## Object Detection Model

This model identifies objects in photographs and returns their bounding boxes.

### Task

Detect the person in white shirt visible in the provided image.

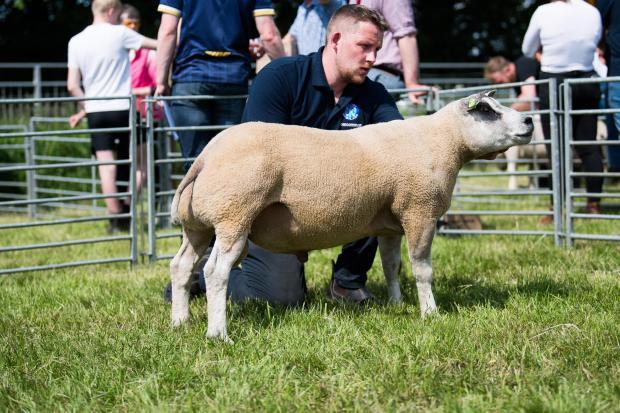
[522,0,604,217]
[67,0,156,233]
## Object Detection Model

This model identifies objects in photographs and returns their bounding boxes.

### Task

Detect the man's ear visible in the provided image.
[328,32,341,50]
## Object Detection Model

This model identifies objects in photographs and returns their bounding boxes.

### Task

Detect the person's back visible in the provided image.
[523,0,601,73]
[68,23,142,112]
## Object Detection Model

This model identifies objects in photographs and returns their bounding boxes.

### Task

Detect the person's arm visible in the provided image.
[513,77,537,112]
[67,67,86,127]
[254,15,285,59]
[397,34,427,104]
[522,9,541,58]
[141,37,158,50]
[156,12,179,96]
[282,32,298,56]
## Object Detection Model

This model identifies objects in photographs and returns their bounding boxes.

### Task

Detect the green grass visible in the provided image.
[1,230,619,411]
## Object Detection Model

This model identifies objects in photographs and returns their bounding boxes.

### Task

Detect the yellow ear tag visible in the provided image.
[468,98,477,109]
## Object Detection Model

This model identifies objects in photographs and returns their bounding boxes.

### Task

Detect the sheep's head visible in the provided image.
[455,90,534,160]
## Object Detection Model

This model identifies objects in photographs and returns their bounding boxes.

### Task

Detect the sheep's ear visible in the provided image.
[484,89,496,98]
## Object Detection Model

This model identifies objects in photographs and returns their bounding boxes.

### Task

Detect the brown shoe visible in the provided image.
[539,214,553,225]
[326,277,375,304]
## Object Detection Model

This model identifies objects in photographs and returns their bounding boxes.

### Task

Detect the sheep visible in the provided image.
[168,90,534,341]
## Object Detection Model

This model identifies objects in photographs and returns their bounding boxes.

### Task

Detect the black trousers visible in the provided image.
[539,71,603,203]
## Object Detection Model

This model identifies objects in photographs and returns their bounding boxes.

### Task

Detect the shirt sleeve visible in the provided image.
[516,57,537,82]
[121,26,145,51]
[522,8,542,58]
[381,0,417,38]
[369,84,403,123]
[67,38,78,69]
[254,0,276,17]
[242,66,292,123]
[158,0,182,17]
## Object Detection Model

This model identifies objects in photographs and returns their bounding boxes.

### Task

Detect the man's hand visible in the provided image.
[155,83,170,96]
[249,38,265,60]
[69,110,86,128]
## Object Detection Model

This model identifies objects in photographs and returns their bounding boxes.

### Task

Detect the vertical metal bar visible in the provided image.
[129,96,139,266]
[26,118,37,217]
[146,98,157,262]
[563,81,574,248]
[548,78,562,246]
[33,65,42,117]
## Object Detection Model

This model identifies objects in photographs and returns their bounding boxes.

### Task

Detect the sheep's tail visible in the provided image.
[170,156,204,225]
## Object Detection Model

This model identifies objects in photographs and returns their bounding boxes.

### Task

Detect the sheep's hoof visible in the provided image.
[206,332,233,344]
[171,312,190,328]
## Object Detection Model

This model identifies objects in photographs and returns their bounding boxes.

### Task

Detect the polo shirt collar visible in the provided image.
[311,47,330,88]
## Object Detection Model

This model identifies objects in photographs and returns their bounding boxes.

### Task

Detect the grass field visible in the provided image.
[1,227,619,411]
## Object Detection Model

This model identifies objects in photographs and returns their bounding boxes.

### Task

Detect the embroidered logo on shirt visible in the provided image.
[343,103,360,121]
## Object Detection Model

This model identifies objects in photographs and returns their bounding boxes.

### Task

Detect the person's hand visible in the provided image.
[69,110,86,128]
[406,83,431,105]
[249,38,265,60]
[155,83,170,97]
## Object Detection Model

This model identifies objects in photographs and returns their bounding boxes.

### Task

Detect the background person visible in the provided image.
[597,0,620,176]
[164,5,402,306]
[67,0,157,233]
[522,0,604,215]
[484,55,539,112]
[155,0,285,171]
[349,0,428,104]
[283,0,344,56]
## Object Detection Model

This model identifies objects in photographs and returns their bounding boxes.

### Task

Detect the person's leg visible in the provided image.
[606,82,620,172]
[94,149,122,214]
[367,68,405,91]
[171,82,214,171]
[210,83,247,127]
[327,237,377,302]
[226,242,306,306]
[572,81,603,206]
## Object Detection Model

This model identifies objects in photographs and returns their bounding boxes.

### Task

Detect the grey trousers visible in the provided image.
[199,241,306,306]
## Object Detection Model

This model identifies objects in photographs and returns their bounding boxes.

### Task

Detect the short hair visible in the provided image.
[484,56,511,79]
[121,4,141,20]
[326,4,389,38]
[91,0,122,15]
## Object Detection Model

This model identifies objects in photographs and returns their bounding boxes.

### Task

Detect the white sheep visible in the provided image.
[169,90,533,341]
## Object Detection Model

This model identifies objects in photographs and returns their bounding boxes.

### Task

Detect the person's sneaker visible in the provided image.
[163,274,205,304]
[326,277,375,304]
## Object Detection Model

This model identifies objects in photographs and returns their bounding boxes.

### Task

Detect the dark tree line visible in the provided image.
[0,0,545,65]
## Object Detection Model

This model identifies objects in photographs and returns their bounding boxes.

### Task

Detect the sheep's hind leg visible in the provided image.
[378,235,403,303]
[204,231,248,342]
[170,228,213,327]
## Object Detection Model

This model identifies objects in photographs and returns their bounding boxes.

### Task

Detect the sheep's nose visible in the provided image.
[524,116,533,126]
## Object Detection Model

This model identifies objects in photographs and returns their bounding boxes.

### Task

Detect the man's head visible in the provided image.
[324,5,388,85]
[121,4,141,31]
[484,56,516,84]
[91,0,122,23]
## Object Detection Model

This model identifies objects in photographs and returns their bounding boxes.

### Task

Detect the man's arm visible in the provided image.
[513,77,537,112]
[254,15,285,59]
[282,32,298,56]
[141,37,158,50]
[156,12,179,96]
[67,67,86,127]
[397,34,427,104]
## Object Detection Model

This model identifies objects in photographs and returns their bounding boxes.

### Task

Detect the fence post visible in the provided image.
[563,81,574,248]
[146,98,157,262]
[32,65,42,116]
[548,78,563,246]
[129,96,139,266]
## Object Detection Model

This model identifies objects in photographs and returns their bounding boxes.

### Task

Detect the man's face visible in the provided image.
[487,64,516,84]
[334,21,383,85]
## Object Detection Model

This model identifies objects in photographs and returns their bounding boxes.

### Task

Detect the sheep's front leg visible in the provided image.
[204,233,248,342]
[378,235,402,303]
[403,217,438,317]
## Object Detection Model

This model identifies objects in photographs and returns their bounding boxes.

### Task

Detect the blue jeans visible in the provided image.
[171,82,247,170]
[368,67,405,91]
[605,82,620,170]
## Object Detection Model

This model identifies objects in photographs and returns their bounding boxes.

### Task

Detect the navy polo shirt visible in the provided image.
[242,47,402,128]
[158,0,276,85]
